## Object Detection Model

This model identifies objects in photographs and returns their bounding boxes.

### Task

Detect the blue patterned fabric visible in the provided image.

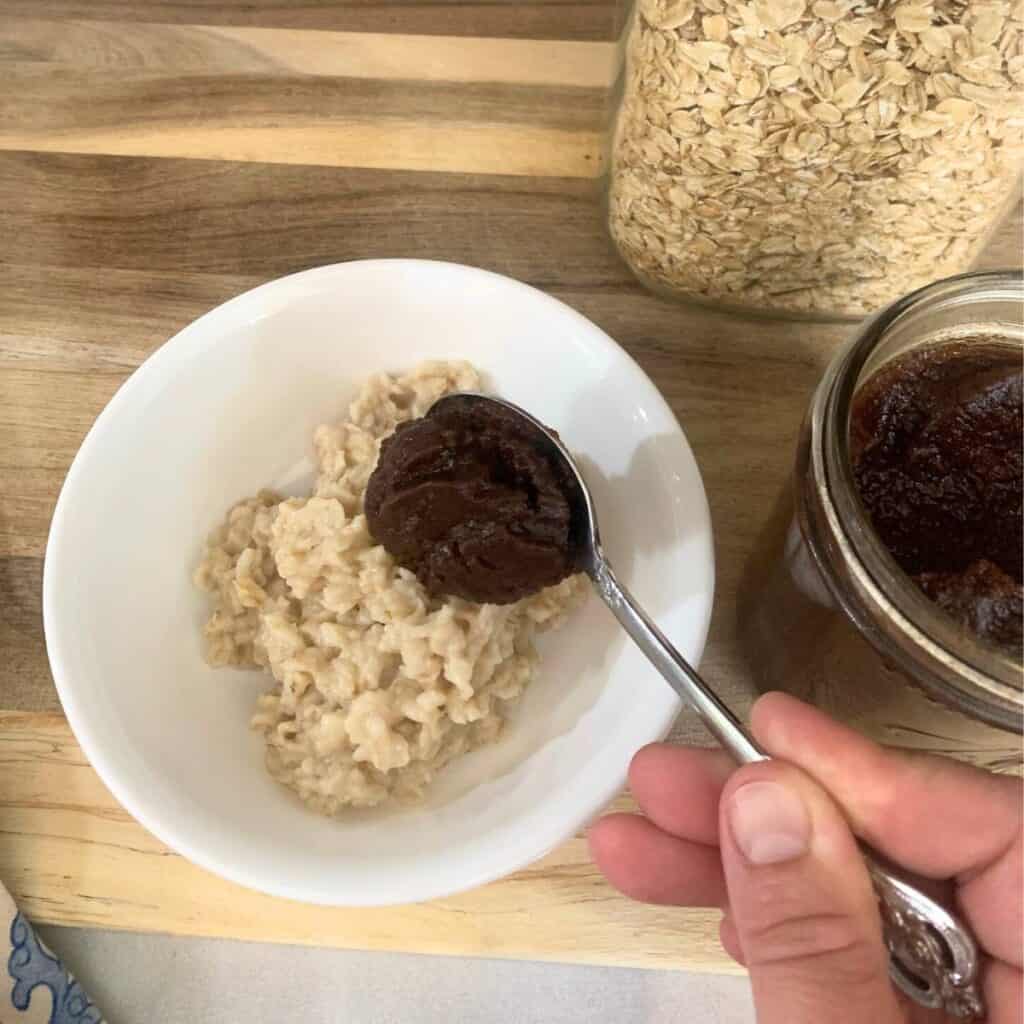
[8,913,103,1023]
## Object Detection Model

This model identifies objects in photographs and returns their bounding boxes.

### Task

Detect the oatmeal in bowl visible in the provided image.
[44,260,712,905]
[195,362,587,812]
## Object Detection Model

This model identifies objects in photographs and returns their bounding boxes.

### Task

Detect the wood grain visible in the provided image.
[0,713,733,970]
[0,1,1020,961]
[0,21,616,87]
[0,22,609,176]
[0,560,48,713]
[0,154,611,280]
[0,122,602,178]
[0,2,621,41]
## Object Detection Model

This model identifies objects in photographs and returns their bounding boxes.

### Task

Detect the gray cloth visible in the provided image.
[39,926,754,1024]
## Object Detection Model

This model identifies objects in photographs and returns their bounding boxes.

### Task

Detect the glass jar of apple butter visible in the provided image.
[738,271,1022,762]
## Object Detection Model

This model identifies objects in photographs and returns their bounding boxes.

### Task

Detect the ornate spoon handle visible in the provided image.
[868,860,983,1018]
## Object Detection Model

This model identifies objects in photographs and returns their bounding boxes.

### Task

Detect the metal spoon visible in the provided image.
[431,392,985,1021]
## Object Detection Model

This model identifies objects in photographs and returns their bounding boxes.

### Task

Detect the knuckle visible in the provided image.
[743,910,884,987]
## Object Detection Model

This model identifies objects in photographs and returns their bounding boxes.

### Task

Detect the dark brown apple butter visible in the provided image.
[850,341,1022,653]
[365,396,578,605]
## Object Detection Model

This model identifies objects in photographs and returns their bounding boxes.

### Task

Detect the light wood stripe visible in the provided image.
[0,122,603,177]
[1,20,617,88]
[0,711,734,971]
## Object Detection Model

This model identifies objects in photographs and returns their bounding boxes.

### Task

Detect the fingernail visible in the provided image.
[728,780,811,865]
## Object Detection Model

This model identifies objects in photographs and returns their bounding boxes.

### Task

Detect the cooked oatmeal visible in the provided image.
[194,362,587,811]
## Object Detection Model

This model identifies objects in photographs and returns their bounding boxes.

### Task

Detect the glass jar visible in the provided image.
[737,271,1022,763]
[607,0,1024,319]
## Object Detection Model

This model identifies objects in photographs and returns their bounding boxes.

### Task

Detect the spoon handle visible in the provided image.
[590,559,766,765]
[589,555,985,1021]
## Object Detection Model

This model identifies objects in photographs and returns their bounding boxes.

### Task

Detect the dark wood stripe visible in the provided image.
[0,557,55,712]
[1,65,604,134]
[0,2,620,41]
[0,152,617,279]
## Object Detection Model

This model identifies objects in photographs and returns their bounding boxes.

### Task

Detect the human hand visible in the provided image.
[588,692,1022,1024]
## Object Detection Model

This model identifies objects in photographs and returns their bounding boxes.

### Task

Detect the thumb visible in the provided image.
[720,761,904,1024]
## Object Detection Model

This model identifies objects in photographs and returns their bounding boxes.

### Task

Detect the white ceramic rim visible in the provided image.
[43,260,714,905]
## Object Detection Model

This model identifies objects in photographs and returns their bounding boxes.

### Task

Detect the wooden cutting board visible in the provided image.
[0,2,1019,970]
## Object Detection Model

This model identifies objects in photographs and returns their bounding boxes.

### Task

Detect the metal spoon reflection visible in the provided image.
[430,392,985,1021]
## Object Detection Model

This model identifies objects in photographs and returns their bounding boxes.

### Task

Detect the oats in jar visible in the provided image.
[609,0,1024,317]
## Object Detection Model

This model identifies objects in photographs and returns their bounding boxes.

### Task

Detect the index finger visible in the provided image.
[752,692,1021,881]
[753,692,1023,966]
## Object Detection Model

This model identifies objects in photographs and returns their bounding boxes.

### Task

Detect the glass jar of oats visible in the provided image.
[607,0,1024,318]
[737,271,1023,767]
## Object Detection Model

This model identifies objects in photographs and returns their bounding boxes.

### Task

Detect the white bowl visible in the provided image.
[44,260,714,906]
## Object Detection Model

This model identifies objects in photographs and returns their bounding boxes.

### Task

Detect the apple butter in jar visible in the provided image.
[738,271,1023,762]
